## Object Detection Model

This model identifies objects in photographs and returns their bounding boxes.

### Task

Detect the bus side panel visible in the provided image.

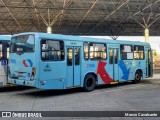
[38,38,66,89]
[81,60,105,86]
[81,59,117,86]
[119,60,146,81]
[39,61,66,89]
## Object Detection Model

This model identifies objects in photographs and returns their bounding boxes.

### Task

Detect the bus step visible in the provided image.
[110,82,118,84]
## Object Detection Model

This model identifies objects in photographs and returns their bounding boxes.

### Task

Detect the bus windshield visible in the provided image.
[10,35,35,53]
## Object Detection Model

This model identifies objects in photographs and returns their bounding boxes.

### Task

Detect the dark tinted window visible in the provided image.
[41,40,64,61]
[120,45,133,60]
[109,49,118,64]
[89,43,106,60]
[75,48,80,65]
[134,45,144,59]
[67,48,72,66]
[84,42,89,60]
[0,41,9,60]
[10,35,35,53]
[0,42,2,59]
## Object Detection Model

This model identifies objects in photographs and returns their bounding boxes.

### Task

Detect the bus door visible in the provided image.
[146,49,153,77]
[66,46,81,87]
[108,48,119,81]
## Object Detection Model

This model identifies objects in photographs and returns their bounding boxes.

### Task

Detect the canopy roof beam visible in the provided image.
[86,0,129,35]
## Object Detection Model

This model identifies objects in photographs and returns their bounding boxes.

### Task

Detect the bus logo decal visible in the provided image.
[119,60,130,80]
[131,61,136,67]
[23,59,33,67]
[9,59,16,64]
[27,73,30,77]
[44,64,52,72]
[138,61,141,67]
[97,61,113,84]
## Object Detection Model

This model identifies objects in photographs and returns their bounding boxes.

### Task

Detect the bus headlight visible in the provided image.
[30,67,36,80]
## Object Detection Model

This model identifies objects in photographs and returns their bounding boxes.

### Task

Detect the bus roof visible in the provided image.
[12,32,150,46]
[0,35,11,41]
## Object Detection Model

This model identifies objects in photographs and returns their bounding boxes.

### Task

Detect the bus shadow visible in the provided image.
[96,81,132,90]
[17,81,134,98]
[0,85,33,93]
[18,87,83,98]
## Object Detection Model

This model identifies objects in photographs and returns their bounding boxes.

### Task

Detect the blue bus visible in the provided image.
[0,35,11,86]
[8,32,153,91]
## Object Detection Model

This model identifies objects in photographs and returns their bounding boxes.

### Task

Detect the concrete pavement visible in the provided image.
[0,73,160,120]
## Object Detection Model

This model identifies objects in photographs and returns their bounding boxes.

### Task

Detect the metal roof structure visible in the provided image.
[0,0,159,36]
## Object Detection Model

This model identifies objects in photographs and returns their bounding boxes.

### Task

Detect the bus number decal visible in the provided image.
[97,61,113,84]
[86,64,95,68]
[70,42,77,45]
[119,60,130,80]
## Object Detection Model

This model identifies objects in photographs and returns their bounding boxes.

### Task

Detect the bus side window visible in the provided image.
[134,45,144,59]
[7,42,9,59]
[0,41,10,60]
[41,40,64,61]
[2,42,9,59]
[120,45,133,60]
[0,42,2,59]
[89,42,107,60]
[67,48,72,66]
[114,49,118,64]
[75,48,80,65]
[84,42,89,60]
[109,50,113,64]
[41,40,49,60]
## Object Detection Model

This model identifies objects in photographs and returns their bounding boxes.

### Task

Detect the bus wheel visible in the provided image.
[83,74,96,92]
[132,71,141,84]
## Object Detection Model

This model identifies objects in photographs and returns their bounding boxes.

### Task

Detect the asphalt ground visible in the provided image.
[0,73,160,120]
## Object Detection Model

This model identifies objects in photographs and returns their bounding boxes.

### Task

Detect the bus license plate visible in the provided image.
[18,72,23,76]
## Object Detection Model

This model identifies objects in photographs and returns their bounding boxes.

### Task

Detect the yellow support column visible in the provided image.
[47,26,52,33]
[144,28,149,43]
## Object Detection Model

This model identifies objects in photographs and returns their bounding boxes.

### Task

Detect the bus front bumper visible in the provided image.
[8,79,35,87]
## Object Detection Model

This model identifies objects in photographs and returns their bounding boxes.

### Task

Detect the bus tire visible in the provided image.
[83,74,96,92]
[132,71,141,84]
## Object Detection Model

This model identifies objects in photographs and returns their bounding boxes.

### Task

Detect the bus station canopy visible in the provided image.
[0,0,159,36]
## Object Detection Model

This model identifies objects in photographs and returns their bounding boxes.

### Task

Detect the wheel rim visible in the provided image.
[86,78,93,87]
[135,73,140,80]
